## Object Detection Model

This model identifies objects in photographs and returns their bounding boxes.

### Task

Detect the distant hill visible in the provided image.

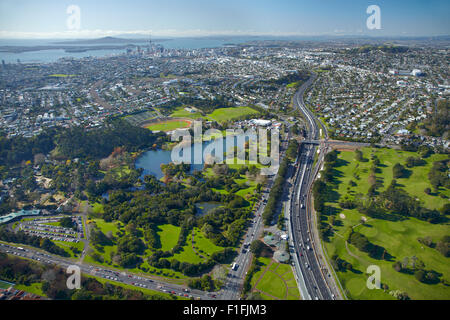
[350,44,410,54]
[53,37,168,45]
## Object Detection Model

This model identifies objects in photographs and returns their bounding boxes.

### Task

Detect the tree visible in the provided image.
[436,236,450,257]
[250,240,265,257]
[355,149,364,162]
[393,163,406,179]
[393,261,403,272]
[414,269,426,282]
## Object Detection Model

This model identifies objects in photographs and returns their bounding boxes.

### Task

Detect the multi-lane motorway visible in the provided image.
[288,72,342,300]
[219,136,290,300]
[0,72,341,301]
[0,242,215,300]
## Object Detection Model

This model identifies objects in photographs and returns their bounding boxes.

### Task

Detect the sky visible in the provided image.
[0,0,448,39]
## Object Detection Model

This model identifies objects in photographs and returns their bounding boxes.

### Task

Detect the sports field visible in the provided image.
[145,120,191,132]
[207,107,259,123]
[323,147,450,300]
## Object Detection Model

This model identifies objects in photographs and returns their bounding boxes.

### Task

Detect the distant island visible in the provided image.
[0,37,173,54]
[52,36,172,45]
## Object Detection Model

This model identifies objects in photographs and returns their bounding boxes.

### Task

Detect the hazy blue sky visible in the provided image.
[0,0,448,38]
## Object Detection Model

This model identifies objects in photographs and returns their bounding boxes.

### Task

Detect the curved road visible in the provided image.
[289,72,341,300]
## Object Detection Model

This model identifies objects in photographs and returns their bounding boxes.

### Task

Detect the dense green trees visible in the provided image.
[188,274,218,292]
[249,240,265,257]
[428,159,450,190]
[348,230,391,260]
[419,99,449,137]
[331,254,353,272]
[59,217,76,230]
[0,129,56,167]
[435,236,450,257]
[262,140,298,225]
[56,119,165,160]
[392,163,407,179]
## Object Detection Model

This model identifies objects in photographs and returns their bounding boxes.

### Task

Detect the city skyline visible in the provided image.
[0,0,449,39]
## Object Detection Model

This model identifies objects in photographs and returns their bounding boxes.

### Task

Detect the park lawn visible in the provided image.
[322,147,450,300]
[146,120,191,132]
[14,282,46,297]
[256,269,288,300]
[105,165,132,179]
[250,257,271,288]
[170,107,205,120]
[156,224,181,252]
[171,232,204,264]
[250,258,298,300]
[92,219,123,237]
[53,240,84,258]
[49,74,76,78]
[192,228,224,258]
[337,147,449,210]
[206,107,259,124]
[92,202,105,215]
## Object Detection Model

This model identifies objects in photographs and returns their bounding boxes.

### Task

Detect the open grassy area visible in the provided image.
[0,280,14,289]
[145,120,191,132]
[91,219,122,236]
[206,106,259,124]
[170,227,224,264]
[192,228,224,257]
[170,107,205,120]
[91,202,105,215]
[250,257,300,300]
[48,74,76,78]
[53,240,85,259]
[156,224,181,252]
[322,147,450,300]
[14,282,46,297]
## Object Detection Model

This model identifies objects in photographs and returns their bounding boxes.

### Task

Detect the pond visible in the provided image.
[135,134,254,180]
[194,202,222,217]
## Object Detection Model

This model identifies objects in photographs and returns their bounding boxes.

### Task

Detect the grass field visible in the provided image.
[92,202,105,215]
[14,282,46,297]
[145,120,191,132]
[48,74,76,78]
[0,280,14,289]
[323,147,450,300]
[53,240,85,258]
[156,224,181,252]
[250,257,300,300]
[92,219,123,236]
[206,107,259,124]
[170,227,224,264]
[170,107,205,120]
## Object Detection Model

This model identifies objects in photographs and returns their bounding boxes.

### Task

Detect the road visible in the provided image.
[288,72,341,300]
[0,242,215,300]
[219,135,290,300]
[1,136,290,302]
